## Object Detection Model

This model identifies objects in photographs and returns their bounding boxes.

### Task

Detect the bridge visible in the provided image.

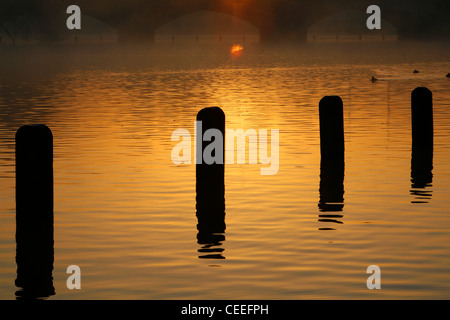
[44,0,449,42]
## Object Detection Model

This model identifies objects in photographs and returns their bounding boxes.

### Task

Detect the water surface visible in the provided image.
[0,41,449,299]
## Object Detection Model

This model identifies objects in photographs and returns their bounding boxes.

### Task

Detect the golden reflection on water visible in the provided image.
[0,42,449,299]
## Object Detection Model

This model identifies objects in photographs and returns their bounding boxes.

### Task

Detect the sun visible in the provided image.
[230,44,244,56]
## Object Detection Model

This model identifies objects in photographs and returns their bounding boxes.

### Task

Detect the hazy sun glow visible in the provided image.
[230,44,244,56]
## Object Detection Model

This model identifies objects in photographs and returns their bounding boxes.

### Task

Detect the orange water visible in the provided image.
[0,41,449,299]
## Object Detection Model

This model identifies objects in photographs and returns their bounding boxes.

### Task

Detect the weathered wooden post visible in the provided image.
[318,97,345,227]
[15,124,54,298]
[410,87,433,202]
[411,87,433,151]
[196,107,226,259]
[319,96,344,162]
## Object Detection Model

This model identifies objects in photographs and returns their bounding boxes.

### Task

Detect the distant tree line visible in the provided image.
[0,0,45,44]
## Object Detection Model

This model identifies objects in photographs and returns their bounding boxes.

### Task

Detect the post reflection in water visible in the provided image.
[318,157,345,230]
[15,221,55,299]
[410,144,433,203]
[195,107,226,259]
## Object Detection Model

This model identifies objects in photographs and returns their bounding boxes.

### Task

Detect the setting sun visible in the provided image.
[230,44,244,56]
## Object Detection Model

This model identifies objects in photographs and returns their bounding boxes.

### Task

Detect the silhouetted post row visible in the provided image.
[15,124,55,298]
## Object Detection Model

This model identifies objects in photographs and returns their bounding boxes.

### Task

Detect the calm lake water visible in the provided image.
[0,40,449,299]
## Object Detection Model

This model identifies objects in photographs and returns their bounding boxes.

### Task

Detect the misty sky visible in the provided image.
[61,9,396,37]
[1,0,448,42]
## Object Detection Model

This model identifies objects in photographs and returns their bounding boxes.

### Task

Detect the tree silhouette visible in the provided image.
[0,0,41,45]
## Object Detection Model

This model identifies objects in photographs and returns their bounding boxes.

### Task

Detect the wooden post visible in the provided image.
[15,124,54,298]
[411,87,433,149]
[318,97,345,227]
[319,96,344,162]
[196,107,226,259]
[410,88,433,202]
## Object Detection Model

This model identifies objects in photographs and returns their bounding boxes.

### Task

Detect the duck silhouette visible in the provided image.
[413,69,419,74]
[371,76,378,82]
